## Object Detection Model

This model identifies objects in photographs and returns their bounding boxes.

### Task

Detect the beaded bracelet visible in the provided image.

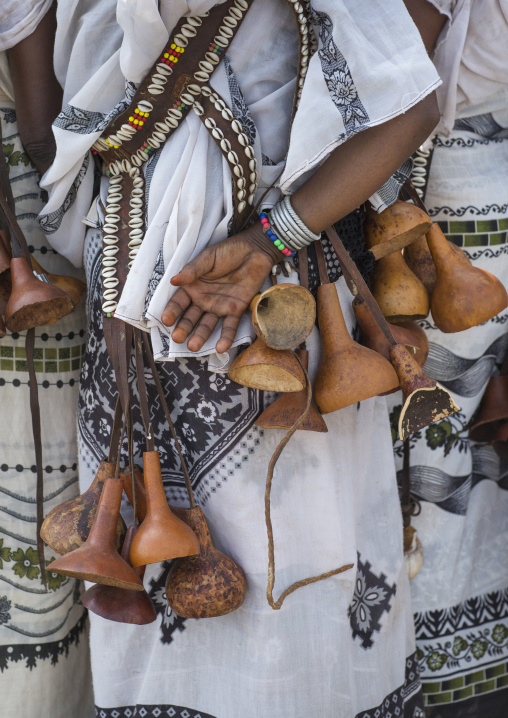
[259,212,295,257]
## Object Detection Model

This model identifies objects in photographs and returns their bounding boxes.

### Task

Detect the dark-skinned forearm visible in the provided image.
[290,92,439,234]
[7,3,62,176]
[403,0,448,55]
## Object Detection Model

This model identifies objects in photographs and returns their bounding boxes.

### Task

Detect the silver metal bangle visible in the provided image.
[268,195,321,252]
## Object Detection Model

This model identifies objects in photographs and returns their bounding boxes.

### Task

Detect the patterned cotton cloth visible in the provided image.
[0,105,94,718]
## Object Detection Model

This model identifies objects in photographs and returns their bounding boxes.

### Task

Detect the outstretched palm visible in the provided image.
[162,232,275,353]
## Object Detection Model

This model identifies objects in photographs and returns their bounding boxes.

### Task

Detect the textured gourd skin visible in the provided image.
[166,506,247,619]
[229,337,306,392]
[364,199,432,260]
[41,460,126,555]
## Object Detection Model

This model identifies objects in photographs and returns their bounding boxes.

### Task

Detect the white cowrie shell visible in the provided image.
[233,165,244,177]
[193,103,204,116]
[130,197,143,207]
[180,93,194,105]
[231,119,242,134]
[103,236,119,245]
[138,100,153,112]
[413,156,428,167]
[214,36,229,48]
[223,17,237,28]
[109,174,123,184]
[151,75,168,85]
[102,301,117,313]
[205,52,220,65]
[152,131,166,142]
[103,227,119,236]
[411,177,426,187]
[220,26,234,38]
[128,208,143,218]
[221,108,233,121]
[167,107,182,119]
[248,159,257,171]
[108,164,120,176]
[188,83,202,95]
[230,7,242,19]
[244,146,255,159]
[193,70,210,82]
[248,194,255,205]
[412,166,426,176]
[237,133,248,146]
[121,159,132,173]
[165,117,179,129]
[187,16,202,27]
[220,139,232,152]
[235,0,248,10]
[155,121,170,133]
[181,24,197,38]
[227,151,239,164]
[248,183,256,193]
[103,277,120,288]
[102,258,118,267]
[105,213,120,223]
[173,34,188,46]
[130,155,143,167]
[199,60,215,73]
[204,117,216,129]
[156,64,172,76]
[148,85,164,95]
[128,239,142,249]
[148,137,160,148]
[107,194,122,204]
[136,149,148,161]
[237,177,246,189]
[131,188,144,198]
[103,289,119,301]
[133,177,144,188]
[250,172,258,182]
[212,127,224,140]
[93,138,109,151]
[238,201,246,213]
[106,204,121,213]
[129,218,144,229]
[201,85,212,97]
[237,190,246,201]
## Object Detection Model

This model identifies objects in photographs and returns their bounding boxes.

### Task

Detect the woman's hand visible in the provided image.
[162,223,280,354]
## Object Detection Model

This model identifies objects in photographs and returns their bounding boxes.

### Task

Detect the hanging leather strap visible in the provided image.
[313,239,330,286]
[134,327,155,452]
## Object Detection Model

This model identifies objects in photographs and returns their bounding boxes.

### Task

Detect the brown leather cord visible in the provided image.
[313,239,330,285]
[25,327,47,587]
[264,354,353,609]
[142,331,196,508]
[134,327,155,452]
[401,179,429,215]
[108,396,124,463]
[401,438,412,529]
[298,246,309,292]
[325,226,397,347]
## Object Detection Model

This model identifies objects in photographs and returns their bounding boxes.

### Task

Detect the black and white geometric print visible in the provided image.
[311,10,369,136]
[95,704,217,718]
[355,652,424,718]
[142,247,165,320]
[79,239,265,507]
[373,159,414,212]
[454,113,508,140]
[224,56,257,145]
[38,153,90,235]
[349,555,397,649]
[147,562,188,645]
[54,81,137,136]
[414,587,508,641]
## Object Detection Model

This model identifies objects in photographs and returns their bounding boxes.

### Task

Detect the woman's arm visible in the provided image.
[7,3,61,176]
[163,91,440,354]
[403,0,448,54]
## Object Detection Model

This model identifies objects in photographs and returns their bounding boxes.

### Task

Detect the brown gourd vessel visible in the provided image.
[313,283,399,414]
[30,255,86,308]
[0,230,11,275]
[426,223,508,332]
[402,231,472,296]
[5,256,74,332]
[120,465,147,522]
[48,478,144,590]
[369,249,429,324]
[228,337,306,393]
[129,451,200,567]
[389,344,459,440]
[363,200,432,260]
[353,297,429,367]
[81,525,157,624]
[469,375,508,442]
[250,283,316,350]
[255,348,327,432]
[165,506,247,618]
[41,459,126,555]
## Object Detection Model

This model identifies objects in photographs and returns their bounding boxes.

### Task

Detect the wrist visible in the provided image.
[242,221,285,265]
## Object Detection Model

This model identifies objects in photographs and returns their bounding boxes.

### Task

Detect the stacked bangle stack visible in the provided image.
[259,212,295,257]
[268,195,321,252]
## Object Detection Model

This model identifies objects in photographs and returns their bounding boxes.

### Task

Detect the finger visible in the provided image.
[171,248,215,287]
[216,315,241,354]
[161,288,192,327]
[187,312,220,352]
[171,304,204,344]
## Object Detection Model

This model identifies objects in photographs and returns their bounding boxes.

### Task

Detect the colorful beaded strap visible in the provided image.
[260,212,295,257]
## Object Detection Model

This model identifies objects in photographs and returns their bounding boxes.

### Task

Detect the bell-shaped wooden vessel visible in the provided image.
[255,349,327,432]
[41,460,126,555]
[48,478,144,590]
[229,338,306,392]
[427,223,508,332]
[469,375,508,442]
[5,257,74,332]
[353,298,429,367]
[389,344,459,440]
[81,525,157,624]
[370,250,429,324]
[129,451,200,567]
[313,283,399,414]
[120,465,147,522]
[30,255,86,307]
[250,283,316,350]
[165,506,247,618]
[364,200,432,260]
[402,230,470,296]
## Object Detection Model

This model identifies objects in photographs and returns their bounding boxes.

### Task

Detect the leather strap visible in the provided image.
[313,239,329,285]
[134,327,155,452]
